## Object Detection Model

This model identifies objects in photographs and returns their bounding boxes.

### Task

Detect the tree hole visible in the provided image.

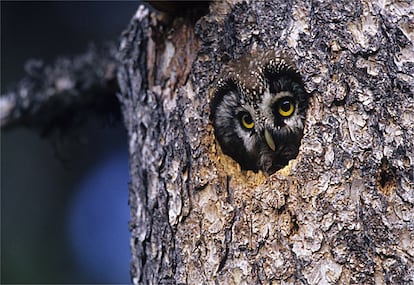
[377,157,397,196]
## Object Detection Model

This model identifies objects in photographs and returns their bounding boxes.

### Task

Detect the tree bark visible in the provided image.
[2,0,413,284]
[117,1,413,284]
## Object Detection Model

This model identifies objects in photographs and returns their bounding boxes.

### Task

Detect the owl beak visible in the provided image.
[264,129,276,151]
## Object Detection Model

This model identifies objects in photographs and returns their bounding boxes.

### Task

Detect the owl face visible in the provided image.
[210,52,309,174]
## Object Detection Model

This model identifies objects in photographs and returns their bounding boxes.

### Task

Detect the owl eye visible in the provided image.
[240,112,255,129]
[277,99,295,117]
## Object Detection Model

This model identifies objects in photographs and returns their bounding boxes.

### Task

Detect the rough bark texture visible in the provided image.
[117,1,413,284]
[2,0,413,284]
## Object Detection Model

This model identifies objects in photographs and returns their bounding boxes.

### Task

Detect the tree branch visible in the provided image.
[0,44,120,134]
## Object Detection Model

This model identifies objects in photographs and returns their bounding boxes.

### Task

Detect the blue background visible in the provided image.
[1,2,139,283]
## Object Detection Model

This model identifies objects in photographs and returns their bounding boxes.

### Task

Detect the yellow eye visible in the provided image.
[278,100,295,117]
[241,113,254,129]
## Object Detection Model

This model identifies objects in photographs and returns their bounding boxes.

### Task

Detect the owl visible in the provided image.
[210,51,309,174]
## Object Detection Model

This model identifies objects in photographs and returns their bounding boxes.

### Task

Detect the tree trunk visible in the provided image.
[117,1,413,284]
[3,1,411,284]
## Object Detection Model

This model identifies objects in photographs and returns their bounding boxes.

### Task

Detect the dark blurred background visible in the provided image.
[1,1,139,283]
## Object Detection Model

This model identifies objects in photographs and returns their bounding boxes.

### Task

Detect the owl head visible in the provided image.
[210,51,309,174]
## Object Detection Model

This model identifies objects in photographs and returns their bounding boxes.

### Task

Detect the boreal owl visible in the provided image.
[210,51,309,174]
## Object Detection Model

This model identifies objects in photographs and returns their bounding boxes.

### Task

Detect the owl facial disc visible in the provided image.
[210,50,309,174]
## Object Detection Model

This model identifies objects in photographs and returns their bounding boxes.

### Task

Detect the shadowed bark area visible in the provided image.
[117,1,413,284]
